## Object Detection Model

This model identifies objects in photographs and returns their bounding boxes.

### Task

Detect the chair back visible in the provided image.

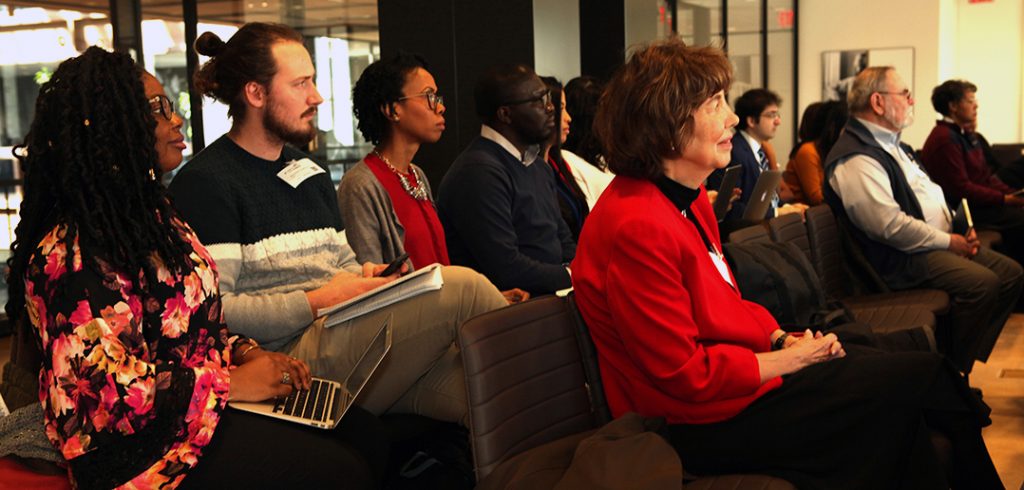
[803,205,848,299]
[728,224,771,244]
[767,213,811,260]
[459,295,597,481]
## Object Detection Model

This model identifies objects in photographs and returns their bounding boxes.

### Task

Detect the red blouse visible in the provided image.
[364,154,450,268]
[571,176,783,425]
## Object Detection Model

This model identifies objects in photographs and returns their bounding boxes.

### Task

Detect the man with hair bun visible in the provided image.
[169,22,507,427]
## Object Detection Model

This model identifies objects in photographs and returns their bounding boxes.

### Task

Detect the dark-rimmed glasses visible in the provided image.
[398,91,444,113]
[148,95,176,121]
[877,89,913,101]
[502,90,552,108]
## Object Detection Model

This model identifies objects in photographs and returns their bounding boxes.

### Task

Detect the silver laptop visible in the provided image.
[741,169,783,221]
[229,316,392,429]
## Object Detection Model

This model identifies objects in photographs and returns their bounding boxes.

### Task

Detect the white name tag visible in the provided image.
[277,158,326,188]
[709,250,734,287]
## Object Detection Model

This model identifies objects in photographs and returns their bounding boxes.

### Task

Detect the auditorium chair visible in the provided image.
[458,294,796,489]
[767,213,938,337]
[802,205,949,316]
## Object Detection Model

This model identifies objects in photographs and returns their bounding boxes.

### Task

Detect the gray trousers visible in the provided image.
[285,266,507,425]
[901,247,1023,371]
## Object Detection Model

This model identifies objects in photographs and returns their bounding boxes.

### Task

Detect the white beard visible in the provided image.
[885,105,914,130]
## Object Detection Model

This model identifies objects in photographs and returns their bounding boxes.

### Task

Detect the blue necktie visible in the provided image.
[757,148,779,211]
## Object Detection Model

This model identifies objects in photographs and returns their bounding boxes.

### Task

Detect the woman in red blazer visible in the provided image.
[571,40,1001,489]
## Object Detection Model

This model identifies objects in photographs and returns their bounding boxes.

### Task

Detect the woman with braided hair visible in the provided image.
[6,47,384,489]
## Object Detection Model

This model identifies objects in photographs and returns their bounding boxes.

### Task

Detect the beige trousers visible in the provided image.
[285,266,506,425]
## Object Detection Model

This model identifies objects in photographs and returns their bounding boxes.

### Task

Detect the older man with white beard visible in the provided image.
[823,66,1023,376]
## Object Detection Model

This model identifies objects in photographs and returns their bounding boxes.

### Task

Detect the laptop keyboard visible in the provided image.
[274,379,335,422]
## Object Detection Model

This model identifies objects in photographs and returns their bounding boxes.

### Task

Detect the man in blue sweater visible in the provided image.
[437,65,576,295]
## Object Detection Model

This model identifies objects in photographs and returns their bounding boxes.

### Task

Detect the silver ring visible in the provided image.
[281,371,292,385]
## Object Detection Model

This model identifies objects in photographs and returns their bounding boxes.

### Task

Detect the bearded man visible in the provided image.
[822,66,1023,375]
[169,23,507,426]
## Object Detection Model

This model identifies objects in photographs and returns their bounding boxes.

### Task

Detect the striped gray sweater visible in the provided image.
[169,136,361,350]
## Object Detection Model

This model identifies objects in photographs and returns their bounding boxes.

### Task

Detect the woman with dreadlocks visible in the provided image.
[6,47,383,489]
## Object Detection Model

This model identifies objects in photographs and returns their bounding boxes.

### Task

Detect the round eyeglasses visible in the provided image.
[148,95,176,121]
[398,91,445,113]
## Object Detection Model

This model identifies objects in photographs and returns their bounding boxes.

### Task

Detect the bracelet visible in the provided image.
[772,333,790,351]
[235,340,260,361]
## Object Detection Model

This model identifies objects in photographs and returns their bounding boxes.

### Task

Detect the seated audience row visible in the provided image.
[4,22,1019,489]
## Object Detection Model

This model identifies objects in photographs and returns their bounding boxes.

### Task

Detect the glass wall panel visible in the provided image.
[676,0,722,47]
[725,0,761,104]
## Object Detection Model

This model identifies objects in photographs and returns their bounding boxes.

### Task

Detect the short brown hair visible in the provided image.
[193,23,304,119]
[595,39,732,180]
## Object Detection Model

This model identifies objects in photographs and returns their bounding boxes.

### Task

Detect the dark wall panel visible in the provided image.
[379,0,534,189]
[579,0,624,82]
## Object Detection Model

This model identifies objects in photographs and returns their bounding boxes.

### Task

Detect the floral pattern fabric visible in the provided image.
[24,221,234,489]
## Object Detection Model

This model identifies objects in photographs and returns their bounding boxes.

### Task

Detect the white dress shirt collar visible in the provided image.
[481,124,540,166]
[739,129,763,158]
[855,117,901,149]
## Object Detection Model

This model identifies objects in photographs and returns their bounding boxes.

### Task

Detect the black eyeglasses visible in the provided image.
[148,95,176,121]
[502,90,552,108]
[398,91,444,113]
[877,89,913,101]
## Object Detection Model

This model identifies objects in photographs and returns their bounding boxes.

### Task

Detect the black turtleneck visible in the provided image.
[654,175,701,214]
[653,176,717,254]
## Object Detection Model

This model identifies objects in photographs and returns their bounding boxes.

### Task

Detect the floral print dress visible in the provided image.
[24,221,236,489]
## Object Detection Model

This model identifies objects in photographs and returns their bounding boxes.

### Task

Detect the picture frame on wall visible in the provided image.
[822,47,915,101]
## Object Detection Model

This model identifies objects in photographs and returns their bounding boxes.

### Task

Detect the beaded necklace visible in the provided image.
[372,150,429,201]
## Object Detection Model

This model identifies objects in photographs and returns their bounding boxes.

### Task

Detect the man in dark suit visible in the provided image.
[708,89,783,223]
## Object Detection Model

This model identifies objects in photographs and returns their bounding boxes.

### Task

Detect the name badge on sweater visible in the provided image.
[278,158,326,188]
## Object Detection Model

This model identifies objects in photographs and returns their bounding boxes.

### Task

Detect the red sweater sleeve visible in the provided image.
[605,218,764,403]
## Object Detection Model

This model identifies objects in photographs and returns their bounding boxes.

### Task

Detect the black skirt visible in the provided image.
[666,346,1002,490]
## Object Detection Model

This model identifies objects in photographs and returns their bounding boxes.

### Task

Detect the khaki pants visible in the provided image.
[285,266,506,425]
[905,247,1024,371]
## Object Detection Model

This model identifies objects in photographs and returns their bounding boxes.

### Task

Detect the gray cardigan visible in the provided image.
[337,161,434,267]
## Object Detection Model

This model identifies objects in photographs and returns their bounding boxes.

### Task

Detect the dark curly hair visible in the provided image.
[563,76,606,169]
[931,79,977,117]
[193,23,304,119]
[6,47,193,323]
[352,52,429,146]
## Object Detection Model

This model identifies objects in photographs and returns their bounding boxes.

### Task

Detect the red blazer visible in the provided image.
[572,176,783,425]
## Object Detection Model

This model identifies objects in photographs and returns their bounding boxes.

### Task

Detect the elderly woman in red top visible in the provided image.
[570,39,1002,489]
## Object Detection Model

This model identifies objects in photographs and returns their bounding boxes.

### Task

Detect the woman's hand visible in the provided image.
[787,330,845,366]
[756,329,844,383]
[228,352,313,402]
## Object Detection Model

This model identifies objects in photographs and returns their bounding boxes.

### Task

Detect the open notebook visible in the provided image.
[318,263,444,328]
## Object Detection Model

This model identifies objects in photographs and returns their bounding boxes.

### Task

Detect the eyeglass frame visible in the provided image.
[148,95,176,121]
[397,91,445,113]
[876,89,913,101]
[760,110,781,120]
[501,90,552,109]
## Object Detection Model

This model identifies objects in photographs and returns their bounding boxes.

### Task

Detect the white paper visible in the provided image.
[319,264,444,327]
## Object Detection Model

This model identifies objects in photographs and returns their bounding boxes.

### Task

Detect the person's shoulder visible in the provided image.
[795,141,819,159]
[339,161,382,194]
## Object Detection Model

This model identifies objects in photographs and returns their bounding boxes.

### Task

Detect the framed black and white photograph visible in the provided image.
[822,47,915,101]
